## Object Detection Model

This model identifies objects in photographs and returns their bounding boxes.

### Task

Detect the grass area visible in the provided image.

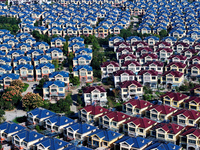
[12,116,26,123]
[23,83,29,92]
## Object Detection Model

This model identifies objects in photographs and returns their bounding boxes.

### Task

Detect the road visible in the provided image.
[22,81,39,96]
[5,109,26,121]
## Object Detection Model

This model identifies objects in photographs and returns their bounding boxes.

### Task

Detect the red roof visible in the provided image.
[80,105,109,115]
[138,70,158,76]
[122,61,141,67]
[124,117,157,128]
[113,70,135,76]
[132,41,148,46]
[119,54,137,60]
[166,62,187,68]
[155,41,171,46]
[192,43,200,47]
[156,48,173,53]
[172,109,200,120]
[101,111,131,122]
[119,80,142,88]
[182,49,197,54]
[185,97,200,104]
[168,55,187,60]
[123,99,152,109]
[161,92,188,102]
[189,56,200,61]
[180,127,200,138]
[190,85,200,91]
[136,47,153,52]
[114,42,130,46]
[174,42,190,47]
[83,86,106,93]
[187,64,200,69]
[162,70,184,77]
[144,61,164,67]
[140,53,158,59]
[101,61,119,67]
[147,104,176,114]
[151,123,184,134]
[116,47,133,53]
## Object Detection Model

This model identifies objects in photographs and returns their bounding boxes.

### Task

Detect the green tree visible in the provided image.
[0,109,5,124]
[63,42,68,55]
[119,29,133,39]
[67,52,74,72]
[159,30,168,39]
[52,59,59,71]
[69,76,80,86]
[77,95,82,106]
[37,78,46,90]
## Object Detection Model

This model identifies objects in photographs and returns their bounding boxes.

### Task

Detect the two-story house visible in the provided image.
[101,61,120,79]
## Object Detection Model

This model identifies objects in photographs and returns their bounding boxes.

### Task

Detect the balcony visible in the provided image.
[50,92,58,96]
[103,124,109,129]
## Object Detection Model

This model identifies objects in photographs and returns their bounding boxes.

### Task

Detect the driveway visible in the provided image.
[22,81,39,96]
[5,109,26,121]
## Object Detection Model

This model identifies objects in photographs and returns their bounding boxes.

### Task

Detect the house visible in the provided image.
[161,92,189,108]
[173,42,190,53]
[121,61,141,74]
[143,61,164,74]
[14,64,34,81]
[182,49,197,59]
[68,42,85,53]
[135,47,153,58]
[73,55,92,67]
[190,85,200,96]
[146,104,177,121]
[123,117,157,137]
[165,62,187,73]
[123,99,152,116]
[0,73,19,89]
[139,53,158,65]
[101,61,120,79]
[119,80,143,101]
[33,137,69,150]
[132,41,149,51]
[116,48,134,60]
[73,65,93,83]
[0,65,12,75]
[26,50,44,59]
[7,50,25,59]
[32,42,50,51]
[150,123,184,144]
[64,123,96,141]
[114,136,152,150]
[83,86,107,107]
[161,70,184,87]
[137,26,151,34]
[0,121,25,142]
[171,109,200,126]
[44,115,74,133]
[184,96,200,111]
[188,56,200,65]
[79,26,93,36]
[15,43,31,52]
[109,36,124,48]
[87,129,123,149]
[0,44,12,54]
[99,111,131,132]
[68,37,84,45]
[137,70,158,88]
[0,57,11,66]
[12,129,44,150]
[126,36,142,45]
[49,71,69,88]
[46,48,64,63]
[78,105,109,125]
[43,80,65,101]
[114,42,131,52]
[27,107,56,126]
[145,142,181,150]
[143,36,159,46]
[48,27,63,37]
[13,56,32,67]
[113,70,135,87]
[51,37,66,48]
[94,26,109,38]
[179,126,200,150]
[156,48,173,62]
[35,63,55,81]
[75,48,92,57]
[34,55,52,67]
[187,64,200,77]
[168,55,187,64]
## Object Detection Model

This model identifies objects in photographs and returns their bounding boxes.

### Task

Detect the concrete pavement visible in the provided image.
[5,109,26,121]
[22,81,39,96]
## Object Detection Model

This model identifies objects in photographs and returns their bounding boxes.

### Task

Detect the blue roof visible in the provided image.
[88,129,122,142]
[0,73,19,80]
[13,56,31,62]
[34,137,69,150]
[145,142,181,150]
[7,50,25,56]
[46,48,63,53]
[0,29,10,34]
[0,44,12,49]
[67,123,96,134]
[33,42,49,47]
[0,122,25,134]
[13,129,44,142]
[0,57,11,63]
[15,43,31,48]
[46,115,74,127]
[51,37,66,42]
[144,36,160,41]
[35,63,55,69]
[49,71,69,78]
[63,145,92,150]
[115,136,151,148]
[69,42,85,47]
[73,65,93,71]
[34,55,52,61]
[49,27,63,31]
[95,25,109,30]
[28,107,56,119]
[73,55,91,60]
[43,80,65,88]
[75,48,92,54]
[26,49,44,55]
[14,64,33,70]
[126,36,142,41]
[0,65,12,71]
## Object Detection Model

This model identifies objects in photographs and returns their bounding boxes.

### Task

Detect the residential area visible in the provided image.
[0,0,199,149]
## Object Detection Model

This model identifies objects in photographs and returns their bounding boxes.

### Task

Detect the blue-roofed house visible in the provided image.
[143,36,160,46]
[109,25,124,35]
[51,37,66,48]
[0,57,11,66]
[44,115,74,133]
[46,48,64,63]
[162,36,177,45]
[7,50,25,59]
[114,136,152,150]
[63,145,92,150]
[34,55,52,67]
[0,29,10,36]
[109,36,124,48]
[64,27,78,37]
[33,137,69,150]
[48,27,63,37]
[0,121,25,142]
[0,65,12,75]
[26,49,44,59]
[15,43,31,52]
[73,65,93,83]
[20,37,36,46]
[64,123,96,141]
[94,26,109,38]
[43,80,65,101]
[126,36,142,45]
[86,129,123,149]
[49,71,69,88]
[169,29,184,39]
[0,44,12,54]
[0,73,20,89]
[79,26,93,37]
[75,48,92,57]
[3,38,19,48]
[13,56,32,67]
[35,63,55,81]
[12,129,44,150]
[68,37,84,45]
[14,64,34,81]
[73,55,92,67]
[137,26,151,34]
[33,42,50,51]
[27,107,56,126]
[68,42,85,53]
[145,142,181,150]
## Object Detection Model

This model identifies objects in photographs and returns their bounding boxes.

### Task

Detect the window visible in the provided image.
[175,78,179,81]
[189,120,193,124]
[158,134,165,138]
[59,88,63,91]
[168,135,173,139]
[112,122,117,126]
[139,129,143,133]
[173,102,177,106]
[152,77,156,80]
[123,89,128,92]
